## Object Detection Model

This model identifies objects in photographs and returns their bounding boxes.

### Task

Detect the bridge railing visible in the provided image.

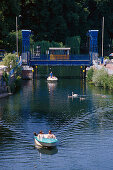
[30,54,90,61]
[69,54,90,60]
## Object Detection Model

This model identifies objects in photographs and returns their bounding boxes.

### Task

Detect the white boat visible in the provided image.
[47,76,58,81]
[34,134,58,147]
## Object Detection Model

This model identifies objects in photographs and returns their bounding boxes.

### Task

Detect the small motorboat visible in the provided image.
[34,133,58,148]
[47,76,58,81]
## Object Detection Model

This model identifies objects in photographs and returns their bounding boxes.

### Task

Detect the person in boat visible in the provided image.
[50,72,53,78]
[47,130,56,139]
[37,130,44,139]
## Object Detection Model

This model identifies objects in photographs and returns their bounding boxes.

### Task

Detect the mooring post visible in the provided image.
[80,66,83,79]
[83,66,87,79]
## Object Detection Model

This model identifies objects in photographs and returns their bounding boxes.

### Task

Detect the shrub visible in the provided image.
[15,76,22,88]
[86,67,94,82]
[2,53,18,72]
[92,68,108,88]
[2,71,9,85]
[107,76,113,90]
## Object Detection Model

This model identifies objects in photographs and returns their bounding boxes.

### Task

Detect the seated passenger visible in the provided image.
[37,130,44,139]
[47,130,56,139]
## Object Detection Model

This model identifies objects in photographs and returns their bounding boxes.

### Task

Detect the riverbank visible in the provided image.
[0,92,12,99]
[91,60,113,75]
[0,65,9,98]
[87,60,113,90]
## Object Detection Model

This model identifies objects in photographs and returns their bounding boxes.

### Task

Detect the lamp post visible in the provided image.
[16,16,18,57]
[16,15,21,57]
[102,16,104,57]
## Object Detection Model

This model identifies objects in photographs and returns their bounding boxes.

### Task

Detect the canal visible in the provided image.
[1,70,113,170]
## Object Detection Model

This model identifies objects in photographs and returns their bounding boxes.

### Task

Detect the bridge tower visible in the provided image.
[21,30,33,79]
[22,30,31,64]
[87,30,99,65]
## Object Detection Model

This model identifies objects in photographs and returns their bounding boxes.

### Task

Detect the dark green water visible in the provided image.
[1,75,113,170]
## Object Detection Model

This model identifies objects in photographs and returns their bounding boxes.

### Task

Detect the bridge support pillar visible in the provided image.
[80,66,86,79]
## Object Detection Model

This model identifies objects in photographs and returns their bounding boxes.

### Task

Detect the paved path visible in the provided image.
[92,62,113,75]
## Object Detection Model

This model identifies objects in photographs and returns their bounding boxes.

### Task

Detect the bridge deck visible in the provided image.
[28,54,91,66]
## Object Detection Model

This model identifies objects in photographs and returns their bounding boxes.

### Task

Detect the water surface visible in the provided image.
[0,78,113,170]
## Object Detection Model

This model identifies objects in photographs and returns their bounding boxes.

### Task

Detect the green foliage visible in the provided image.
[107,76,113,90]
[90,67,113,90]
[0,0,113,54]
[2,53,18,72]
[2,71,9,85]
[33,40,64,54]
[65,36,81,54]
[15,75,22,88]
[86,67,94,82]
[4,30,34,54]
[0,0,20,48]
[4,31,22,53]
[92,68,109,88]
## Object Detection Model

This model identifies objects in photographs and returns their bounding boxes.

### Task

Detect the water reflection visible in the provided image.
[47,82,57,92]
[35,145,58,155]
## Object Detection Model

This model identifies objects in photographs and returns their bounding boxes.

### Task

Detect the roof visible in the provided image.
[49,47,71,50]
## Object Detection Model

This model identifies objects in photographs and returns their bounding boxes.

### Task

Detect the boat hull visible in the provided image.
[47,76,58,81]
[34,136,58,147]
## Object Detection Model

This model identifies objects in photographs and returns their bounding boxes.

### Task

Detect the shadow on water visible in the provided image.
[34,145,58,155]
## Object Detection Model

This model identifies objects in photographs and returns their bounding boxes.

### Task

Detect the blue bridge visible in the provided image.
[28,54,90,67]
[22,29,99,67]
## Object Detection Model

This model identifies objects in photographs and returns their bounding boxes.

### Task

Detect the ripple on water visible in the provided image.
[1,79,113,169]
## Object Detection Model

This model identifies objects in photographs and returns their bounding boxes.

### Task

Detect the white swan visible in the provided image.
[68,94,72,98]
[68,92,78,98]
[80,97,85,101]
[72,92,78,97]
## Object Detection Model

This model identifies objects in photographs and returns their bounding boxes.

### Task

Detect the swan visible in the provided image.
[68,92,78,98]
[80,97,85,101]
[72,92,78,97]
[68,94,72,98]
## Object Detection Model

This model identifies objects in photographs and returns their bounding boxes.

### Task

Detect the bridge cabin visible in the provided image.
[49,47,70,60]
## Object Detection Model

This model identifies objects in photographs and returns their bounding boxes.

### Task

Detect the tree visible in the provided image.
[0,0,20,49]
[2,53,18,72]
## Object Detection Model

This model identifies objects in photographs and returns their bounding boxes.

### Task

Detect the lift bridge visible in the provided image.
[22,30,98,67]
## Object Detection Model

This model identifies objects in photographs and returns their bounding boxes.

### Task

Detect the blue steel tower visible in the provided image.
[87,30,99,65]
[22,30,31,53]
[22,30,31,64]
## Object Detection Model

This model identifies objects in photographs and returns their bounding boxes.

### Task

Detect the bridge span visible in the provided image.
[28,54,90,67]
